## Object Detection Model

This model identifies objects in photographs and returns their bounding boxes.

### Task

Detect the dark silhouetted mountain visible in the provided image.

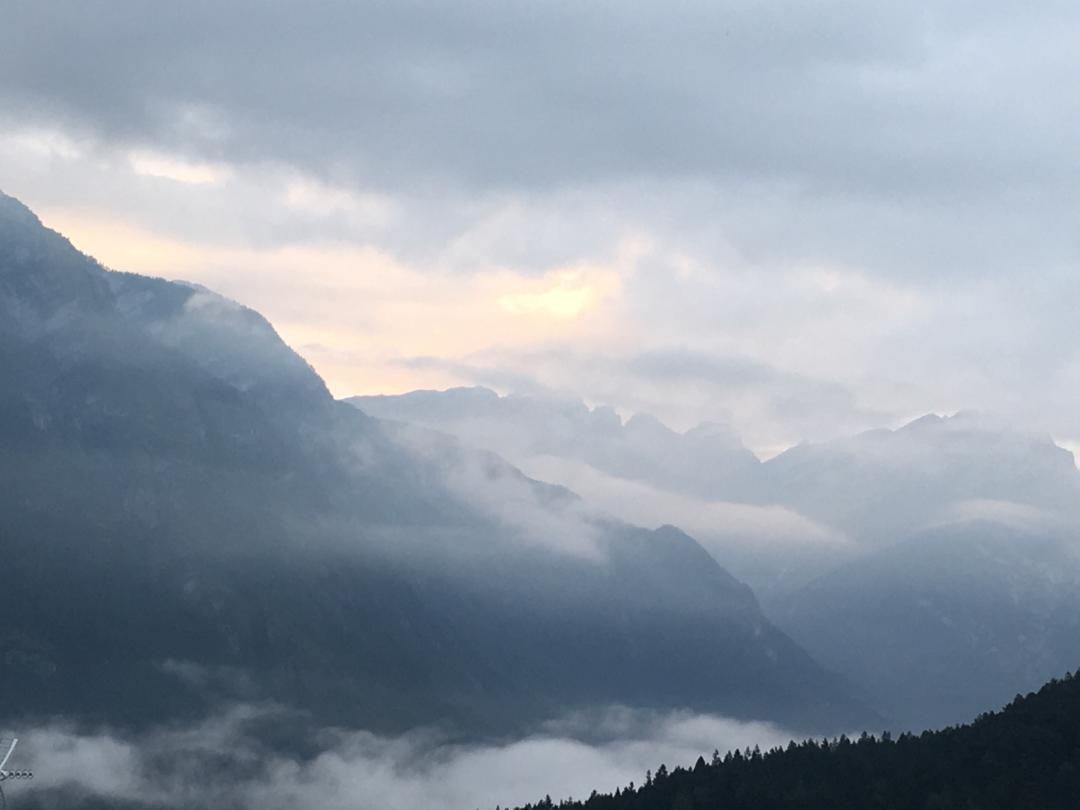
[513,669,1080,810]
[0,191,875,737]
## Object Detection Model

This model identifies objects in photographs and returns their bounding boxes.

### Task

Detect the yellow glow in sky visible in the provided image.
[39,207,625,399]
[499,271,600,319]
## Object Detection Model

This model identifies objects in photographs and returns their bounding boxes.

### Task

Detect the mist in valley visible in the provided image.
[4,1,1080,808]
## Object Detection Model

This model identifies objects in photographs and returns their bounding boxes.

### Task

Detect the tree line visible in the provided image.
[511,670,1080,810]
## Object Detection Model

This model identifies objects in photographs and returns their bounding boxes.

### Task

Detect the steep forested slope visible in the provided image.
[515,670,1080,810]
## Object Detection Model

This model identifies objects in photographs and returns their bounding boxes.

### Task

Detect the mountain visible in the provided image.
[764,418,1080,729]
[350,391,1080,554]
[512,668,1080,810]
[348,388,839,597]
[350,388,764,502]
[762,412,1080,545]
[0,191,875,737]
[349,388,1080,731]
[775,521,1080,730]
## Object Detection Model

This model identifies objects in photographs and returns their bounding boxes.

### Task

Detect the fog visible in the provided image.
[386,420,607,561]
[355,391,1080,551]
[520,453,847,551]
[14,706,798,810]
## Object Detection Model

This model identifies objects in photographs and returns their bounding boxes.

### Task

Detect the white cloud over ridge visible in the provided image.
[519,453,849,551]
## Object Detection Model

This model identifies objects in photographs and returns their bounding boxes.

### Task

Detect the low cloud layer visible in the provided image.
[13,706,797,810]
[519,453,848,551]
[387,422,607,561]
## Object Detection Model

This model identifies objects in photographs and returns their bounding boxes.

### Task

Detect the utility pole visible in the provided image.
[0,738,32,810]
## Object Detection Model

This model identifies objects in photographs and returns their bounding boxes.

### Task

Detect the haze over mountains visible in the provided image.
[352,388,1080,729]
[3,187,1080,807]
[7,1,1080,806]
[0,190,875,741]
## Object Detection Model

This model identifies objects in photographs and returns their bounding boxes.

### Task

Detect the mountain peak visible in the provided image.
[0,191,330,428]
[624,411,674,437]
[899,413,946,431]
[0,189,115,326]
[0,189,43,227]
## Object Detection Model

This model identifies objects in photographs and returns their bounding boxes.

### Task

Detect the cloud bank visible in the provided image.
[15,706,798,810]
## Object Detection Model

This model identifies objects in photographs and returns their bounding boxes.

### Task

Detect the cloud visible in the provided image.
[15,705,799,810]
[128,150,231,185]
[498,269,615,320]
[389,423,607,561]
[3,1,1077,208]
[624,348,884,438]
[519,453,849,552]
[5,2,1080,454]
[931,499,1063,533]
[398,346,890,454]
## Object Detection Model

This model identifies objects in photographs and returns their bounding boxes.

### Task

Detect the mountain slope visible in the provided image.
[762,413,1080,544]
[350,391,1080,553]
[514,669,1080,810]
[774,520,1080,730]
[0,191,874,737]
[353,387,1080,732]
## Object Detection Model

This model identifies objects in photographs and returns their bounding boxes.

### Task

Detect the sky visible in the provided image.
[2,0,1079,456]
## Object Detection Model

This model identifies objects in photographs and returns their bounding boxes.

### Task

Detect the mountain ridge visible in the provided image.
[347,385,1080,731]
[0,190,876,738]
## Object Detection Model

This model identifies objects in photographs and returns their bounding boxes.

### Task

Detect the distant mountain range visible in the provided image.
[350,389,1080,538]
[0,190,875,737]
[351,388,1080,730]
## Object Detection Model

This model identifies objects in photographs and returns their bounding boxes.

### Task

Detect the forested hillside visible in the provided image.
[514,671,1080,810]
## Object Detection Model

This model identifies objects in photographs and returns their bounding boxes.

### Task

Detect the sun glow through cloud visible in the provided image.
[499,269,612,319]
[34,207,625,401]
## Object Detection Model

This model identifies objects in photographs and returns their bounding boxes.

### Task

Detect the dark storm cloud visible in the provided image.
[3,0,1078,200]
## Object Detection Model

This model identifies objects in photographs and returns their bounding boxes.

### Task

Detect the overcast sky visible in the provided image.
[2,0,1079,455]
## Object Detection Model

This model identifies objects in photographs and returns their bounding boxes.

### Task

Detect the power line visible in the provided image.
[0,738,33,810]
